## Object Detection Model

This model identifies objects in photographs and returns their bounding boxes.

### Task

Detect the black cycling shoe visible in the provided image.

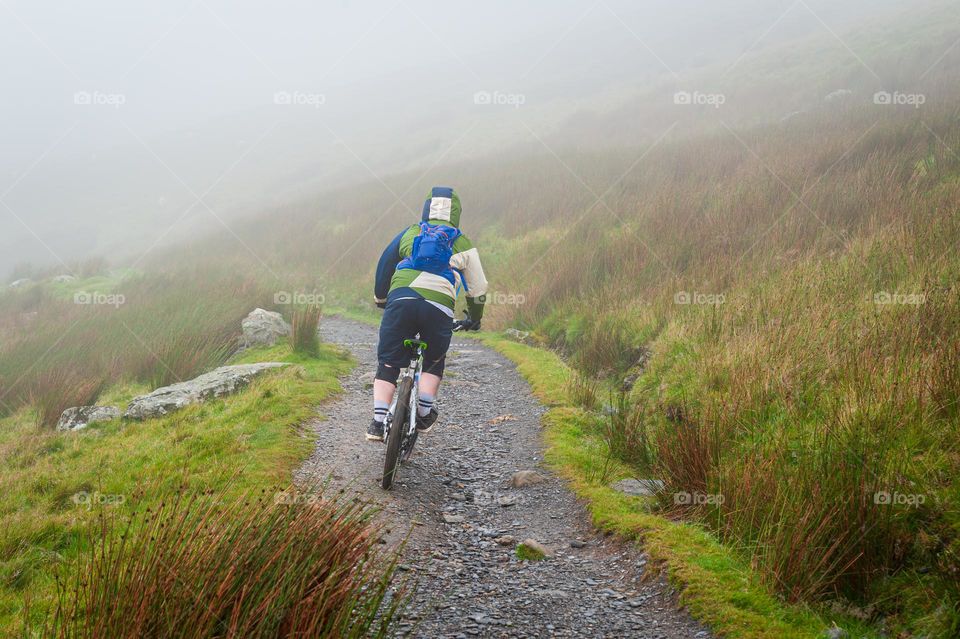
[366,419,385,441]
[416,408,439,433]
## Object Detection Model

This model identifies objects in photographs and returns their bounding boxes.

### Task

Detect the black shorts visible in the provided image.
[377,297,453,377]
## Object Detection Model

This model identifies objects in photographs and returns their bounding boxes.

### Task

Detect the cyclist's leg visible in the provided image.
[370,298,418,439]
[415,300,454,425]
[420,373,441,399]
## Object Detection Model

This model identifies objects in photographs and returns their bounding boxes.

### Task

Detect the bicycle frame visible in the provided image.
[382,340,425,447]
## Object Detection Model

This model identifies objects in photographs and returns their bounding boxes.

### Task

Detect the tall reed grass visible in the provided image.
[43,490,404,638]
[290,306,322,357]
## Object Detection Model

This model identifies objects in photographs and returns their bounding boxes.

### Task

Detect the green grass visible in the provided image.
[515,542,546,562]
[477,332,878,639]
[1,338,352,633]
[324,305,380,328]
[45,269,139,301]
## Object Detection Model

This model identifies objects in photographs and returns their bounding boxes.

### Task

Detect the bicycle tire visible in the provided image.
[382,376,413,490]
[401,429,419,462]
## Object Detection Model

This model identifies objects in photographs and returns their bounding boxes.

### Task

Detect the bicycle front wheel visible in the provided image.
[382,376,413,490]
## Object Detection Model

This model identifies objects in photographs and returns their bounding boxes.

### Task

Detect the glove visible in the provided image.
[454,317,481,332]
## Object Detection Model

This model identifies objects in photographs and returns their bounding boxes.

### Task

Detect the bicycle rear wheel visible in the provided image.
[382,376,413,490]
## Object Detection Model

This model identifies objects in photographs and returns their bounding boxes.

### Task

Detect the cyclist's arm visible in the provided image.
[450,237,488,322]
[374,229,406,306]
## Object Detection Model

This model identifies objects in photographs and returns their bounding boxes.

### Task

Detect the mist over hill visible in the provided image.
[0,0,921,277]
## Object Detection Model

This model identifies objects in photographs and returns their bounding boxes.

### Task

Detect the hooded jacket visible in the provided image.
[374,187,488,319]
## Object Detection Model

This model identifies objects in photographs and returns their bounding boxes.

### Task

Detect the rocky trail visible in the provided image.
[295,317,712,639]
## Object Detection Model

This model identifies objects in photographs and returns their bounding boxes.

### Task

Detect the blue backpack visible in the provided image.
[398,222,462,284]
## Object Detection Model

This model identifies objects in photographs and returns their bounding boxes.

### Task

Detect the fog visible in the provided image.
[0,0,915,276]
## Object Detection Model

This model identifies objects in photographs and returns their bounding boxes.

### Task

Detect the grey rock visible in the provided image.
[52,274,77,283]
[633,347,651,371]
[8,278,31,289]
[510,470,546,488]
[823,626,848,639]
[124,363,287,420]
[359,371,376,389]
[570,539,587,549]
[443,514,465,524]
[240,308,290,349]
[471,490,494,504]
[503,328,532,344]
[57,405,120,431]
[612,478,664,497]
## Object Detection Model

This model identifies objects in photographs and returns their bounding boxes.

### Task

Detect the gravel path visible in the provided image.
[296,317,712,639]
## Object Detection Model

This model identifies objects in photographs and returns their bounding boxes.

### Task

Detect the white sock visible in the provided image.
[417,394,435,417]
[373,400,389,423]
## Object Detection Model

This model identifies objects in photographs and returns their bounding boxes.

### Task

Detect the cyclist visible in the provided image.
[367,186,487,441]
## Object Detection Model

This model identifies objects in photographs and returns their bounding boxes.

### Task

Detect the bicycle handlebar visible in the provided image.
[453,312,480,332]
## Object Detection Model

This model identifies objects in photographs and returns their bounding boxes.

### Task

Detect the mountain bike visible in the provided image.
[381,338,427,490]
